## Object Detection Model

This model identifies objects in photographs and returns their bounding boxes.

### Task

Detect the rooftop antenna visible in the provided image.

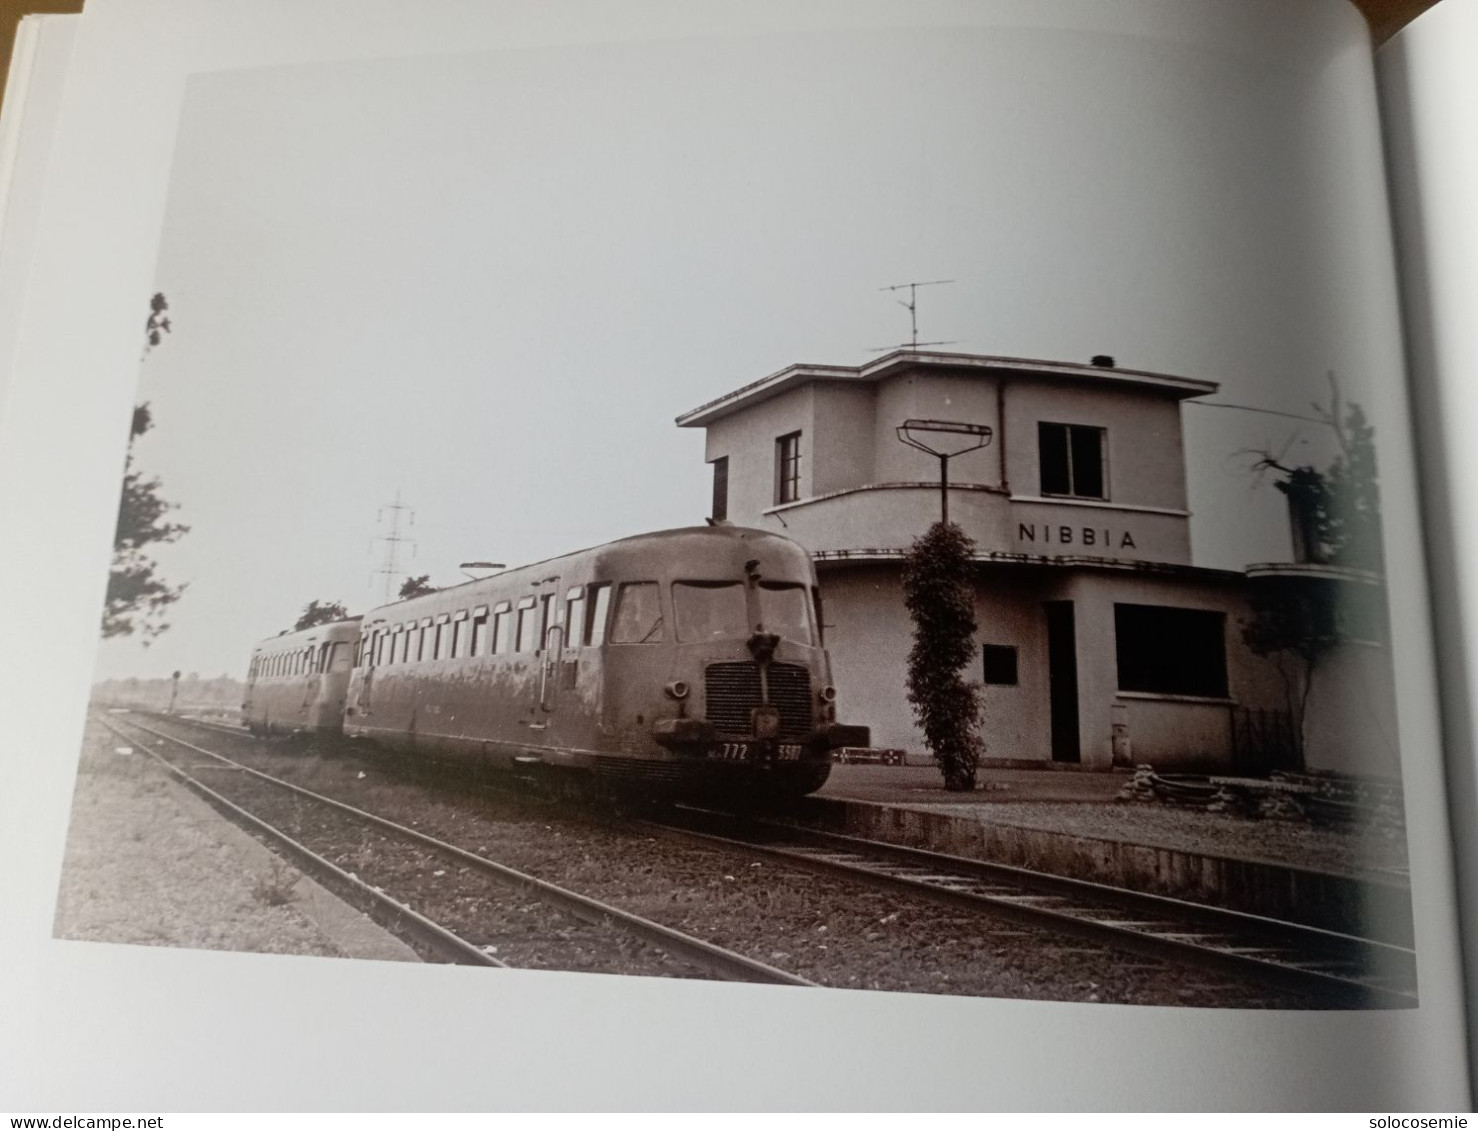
[370,489,417,603]
[870,279,958,352]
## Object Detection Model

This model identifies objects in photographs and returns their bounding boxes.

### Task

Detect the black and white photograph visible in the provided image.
[48,12,1416,1011]
[4,0,1474,1112]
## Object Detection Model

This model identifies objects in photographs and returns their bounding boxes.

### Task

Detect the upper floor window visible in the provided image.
[711,456,729,522]
[1039,422,1105,499]
[775,432,802,505]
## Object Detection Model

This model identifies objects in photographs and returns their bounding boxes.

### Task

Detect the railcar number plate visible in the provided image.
[712,743,804,762]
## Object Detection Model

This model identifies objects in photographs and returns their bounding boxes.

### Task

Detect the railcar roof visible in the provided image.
[250,616,362,650]
[359,524,803,620]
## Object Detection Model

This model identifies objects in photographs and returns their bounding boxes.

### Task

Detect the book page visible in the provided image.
[0,14,77,428]
[1380,0,1478,1096]
[0,0,1467,1110]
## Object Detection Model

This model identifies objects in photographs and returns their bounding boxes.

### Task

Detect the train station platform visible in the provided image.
[803,761,1413,945]
[817,762,1126,805]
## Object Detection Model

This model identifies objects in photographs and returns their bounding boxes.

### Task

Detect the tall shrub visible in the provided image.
[902,521,982,791]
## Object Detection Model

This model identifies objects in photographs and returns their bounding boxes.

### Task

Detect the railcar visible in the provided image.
[243,617,362,736]
[340,525,867,798]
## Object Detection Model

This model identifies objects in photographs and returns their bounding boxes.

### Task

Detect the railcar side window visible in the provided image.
[538,594,556,644]
[330,642,353,672]
[471,611,488,656]
[610,581,664,644]
[565,590,585,649]
[432,622,448,661]
[758,582,814,645]
[586,583,611,646]
[516,603,538,653]
[673,581,747,642]
[812,586,825,646]
[492,604,512,654]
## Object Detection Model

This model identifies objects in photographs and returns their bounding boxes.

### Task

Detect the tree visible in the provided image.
[901,521,983,791]
[398,574,437,599]
[294,600,349,631]
[102,392,189,641]
[143,291,172,357]
[1243,384,1385,760]
[1252,380,1383,572]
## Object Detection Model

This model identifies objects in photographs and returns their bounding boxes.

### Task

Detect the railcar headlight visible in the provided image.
[664,680,690,700]
[818,685,837,703]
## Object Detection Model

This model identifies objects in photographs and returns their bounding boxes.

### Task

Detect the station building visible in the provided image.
[677,350,1397,775]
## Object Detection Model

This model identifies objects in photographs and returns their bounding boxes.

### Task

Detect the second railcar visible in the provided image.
[243,617,363,736]
[341,525,866,797]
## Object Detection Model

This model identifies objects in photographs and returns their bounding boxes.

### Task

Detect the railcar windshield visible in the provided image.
[758,582,814,645]
[673,581,748,642]
[610,581,664,643]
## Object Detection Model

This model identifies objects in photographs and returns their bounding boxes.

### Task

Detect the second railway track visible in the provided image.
[104,710,1414,1007]
[646,806,1418,1008]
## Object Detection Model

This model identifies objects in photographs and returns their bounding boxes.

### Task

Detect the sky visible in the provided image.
[94,21,1400,680]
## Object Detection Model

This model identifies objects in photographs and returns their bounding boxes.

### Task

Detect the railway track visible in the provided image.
[646,807,1419,1009]
[96,712,812,987]
[111,710,1416,1007]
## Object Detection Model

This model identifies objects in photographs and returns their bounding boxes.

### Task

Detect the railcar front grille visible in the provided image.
[705,661,812,737]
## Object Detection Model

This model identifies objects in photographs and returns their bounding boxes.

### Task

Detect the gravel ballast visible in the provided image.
[54,724,374,958]
[76,712,1337,1008]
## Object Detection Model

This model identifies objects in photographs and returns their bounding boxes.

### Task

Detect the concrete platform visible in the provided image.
[818,763,1127,804]
[806,762,1414,945]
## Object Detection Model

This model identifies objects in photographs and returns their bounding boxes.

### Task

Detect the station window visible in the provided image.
[1039,422,1106,499]
[610,581,664,644]
[1114,604,1227,698]
[982,644,1019,686]
[711,456,729,522]
[775,432,802,505]
[492,604,512,654]
[586,583,612,646]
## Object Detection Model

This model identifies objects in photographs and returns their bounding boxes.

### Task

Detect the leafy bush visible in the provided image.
[902,522,982,791]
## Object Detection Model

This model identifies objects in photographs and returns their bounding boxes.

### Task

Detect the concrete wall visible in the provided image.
[872,372,1002,486]
[1304,642,1402,778]
[703,385,813,522]
[707,366,1195,566]
[1059,570,1286,769]
[1002,380,1189,511]
[819,561,1290,770]
[811,382,876,496]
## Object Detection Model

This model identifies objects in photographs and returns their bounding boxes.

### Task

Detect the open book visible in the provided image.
[0,0,1473,1112]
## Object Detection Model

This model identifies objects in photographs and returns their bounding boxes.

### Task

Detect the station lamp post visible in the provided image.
[895,418,994,526]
